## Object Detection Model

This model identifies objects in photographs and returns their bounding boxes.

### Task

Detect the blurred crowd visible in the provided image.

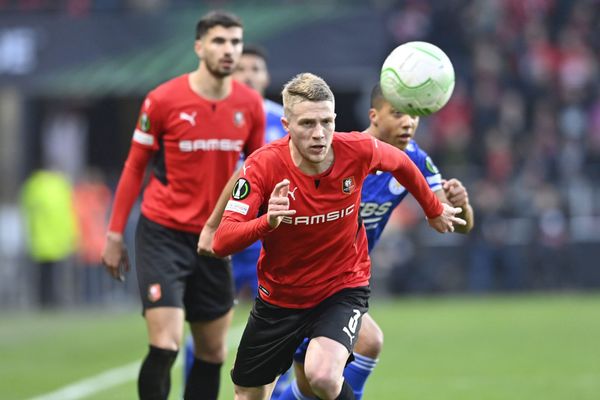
[1,0,599,309]
[375,0,600,294]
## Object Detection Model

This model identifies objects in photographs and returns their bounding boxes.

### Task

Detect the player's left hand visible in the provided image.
[428,203,466,233]
[197,224,218,257]
[442,178,469,208]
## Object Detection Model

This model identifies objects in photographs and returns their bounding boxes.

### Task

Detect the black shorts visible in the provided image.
[231,286,370,387]
[135,215,234,322]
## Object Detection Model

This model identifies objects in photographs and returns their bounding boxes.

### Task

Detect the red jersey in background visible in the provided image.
[108,75,265,234]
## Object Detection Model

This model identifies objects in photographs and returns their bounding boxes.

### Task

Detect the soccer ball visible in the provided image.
[380,41,455,116]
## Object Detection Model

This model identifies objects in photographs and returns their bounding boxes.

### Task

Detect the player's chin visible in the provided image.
[394,140,409,151]
[213,67,233,78]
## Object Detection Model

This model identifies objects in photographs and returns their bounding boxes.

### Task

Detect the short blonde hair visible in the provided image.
[281,73,334,119]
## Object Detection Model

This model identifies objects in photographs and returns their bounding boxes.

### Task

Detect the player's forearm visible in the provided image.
[212,215,272,257]
[205,168,241,229]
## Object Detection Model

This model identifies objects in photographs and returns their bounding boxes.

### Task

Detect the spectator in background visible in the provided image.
[73,168,112,304]
[20,168,78,308]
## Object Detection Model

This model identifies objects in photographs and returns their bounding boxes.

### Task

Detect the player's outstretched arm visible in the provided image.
[427,203,466,233]
[197,168,241,256]
[441,178,474,233]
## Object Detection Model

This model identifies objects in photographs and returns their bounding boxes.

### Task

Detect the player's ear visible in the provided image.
[194,39,203,59]
[369,108,378,125]
[281,117,290,133]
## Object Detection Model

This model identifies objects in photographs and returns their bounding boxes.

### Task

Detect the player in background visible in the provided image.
[278,83,474,400]
[210,73,465,400]
[183,44,292,396]
[101,11,265,400]
[231,44,288,298]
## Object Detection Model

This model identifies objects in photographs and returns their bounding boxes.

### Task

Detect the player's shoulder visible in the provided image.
[333,131,375,153]
[333,131,371,143]
[405,139,432,162]
[148,74,188,100]
[246,137,288,163]
[404,139,424,158]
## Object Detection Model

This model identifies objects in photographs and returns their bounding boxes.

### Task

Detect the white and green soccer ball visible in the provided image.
[380,41,455,116]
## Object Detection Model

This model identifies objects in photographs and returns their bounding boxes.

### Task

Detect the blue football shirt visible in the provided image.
[361,139,442,252]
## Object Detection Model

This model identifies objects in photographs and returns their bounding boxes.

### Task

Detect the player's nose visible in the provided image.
[312,124,325,140]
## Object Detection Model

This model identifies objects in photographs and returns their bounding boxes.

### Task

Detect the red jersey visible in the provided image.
[213,132,443,308]
[108,74,265,234]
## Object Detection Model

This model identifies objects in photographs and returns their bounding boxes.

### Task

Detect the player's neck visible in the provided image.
[188,68,232,101]
[364,125,379,140]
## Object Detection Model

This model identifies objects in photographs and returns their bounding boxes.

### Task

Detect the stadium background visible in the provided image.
[0,0,599,399]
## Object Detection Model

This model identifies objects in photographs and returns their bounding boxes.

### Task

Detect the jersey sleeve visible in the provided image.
[107,144,153,233]
[107,92,163,233]
[413,148,443,193]
[131,93,164,151]
[212,156,272,256]
[370,138,443,219]
[243,97,266,156]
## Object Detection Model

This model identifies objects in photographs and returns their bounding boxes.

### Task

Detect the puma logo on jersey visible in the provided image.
[288,186,298,201]
[180,111,197,126]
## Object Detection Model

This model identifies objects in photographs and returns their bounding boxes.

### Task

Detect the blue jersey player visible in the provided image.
[278,84,474,400]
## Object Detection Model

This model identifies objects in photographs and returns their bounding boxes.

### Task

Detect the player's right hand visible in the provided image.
[267,179,297,229]
[427,203,466,233]
[197,224,218,257]
[101,231,129,281]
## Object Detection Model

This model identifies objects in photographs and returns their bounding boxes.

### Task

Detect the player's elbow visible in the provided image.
[211,240,228,258]
[211,232,229,258]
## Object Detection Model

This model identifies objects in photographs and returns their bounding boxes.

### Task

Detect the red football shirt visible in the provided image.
[108,74,265,234]
[213,132,443,308]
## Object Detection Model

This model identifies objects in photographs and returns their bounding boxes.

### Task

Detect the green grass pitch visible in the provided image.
[1,294,599,399]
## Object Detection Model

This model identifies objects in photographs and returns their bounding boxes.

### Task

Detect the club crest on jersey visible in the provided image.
[232,178,251,200]
[342,176,355,194]
[148,283,161,302]
[388,177,406,195]
[233,111,245,127]
[425,156,439,174]
[139,113,151,132]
